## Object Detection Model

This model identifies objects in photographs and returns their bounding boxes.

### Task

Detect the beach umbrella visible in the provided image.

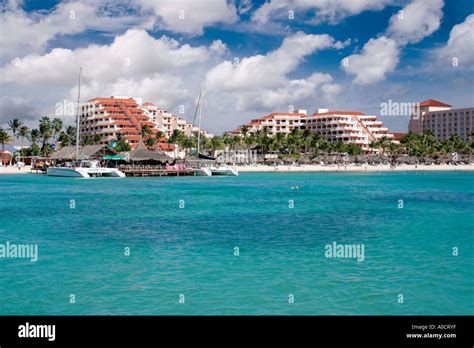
[297,157,310,164]
[371,156,382,164]
[265,157,280,164]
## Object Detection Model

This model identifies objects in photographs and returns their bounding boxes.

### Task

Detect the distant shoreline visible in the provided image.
[236,164,474,173]
[1,164,474,175]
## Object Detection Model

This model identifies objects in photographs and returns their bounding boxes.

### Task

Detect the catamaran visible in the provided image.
[47,68,125,178]
[47,160,125,178]
[189,79,213,176]
[192,79,238,177]
[209,164,238,176]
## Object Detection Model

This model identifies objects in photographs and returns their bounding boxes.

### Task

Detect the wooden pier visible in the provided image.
[121,168,196,177]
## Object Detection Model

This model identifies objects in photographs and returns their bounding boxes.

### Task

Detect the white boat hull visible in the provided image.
[210,165,239,176]
[195,167,212,176]
[47,167,125,178]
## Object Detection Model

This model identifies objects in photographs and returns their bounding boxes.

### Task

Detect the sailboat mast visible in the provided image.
[75,67,82,160]
[197,79,203,156]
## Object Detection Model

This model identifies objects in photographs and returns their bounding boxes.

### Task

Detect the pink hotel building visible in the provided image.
[230,108,394,153]
[408,99,473,141]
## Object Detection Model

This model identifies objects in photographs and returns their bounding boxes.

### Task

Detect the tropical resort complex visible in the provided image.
[0,97,473,175]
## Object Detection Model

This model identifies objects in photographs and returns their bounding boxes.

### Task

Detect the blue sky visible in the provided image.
[1,0,473,134]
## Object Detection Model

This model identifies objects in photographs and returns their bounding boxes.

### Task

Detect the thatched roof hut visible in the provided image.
[311,155,324,164]
[128,141,172,163]
[297,156,311,164]
[51,144,105,160]
[266,157,281,164]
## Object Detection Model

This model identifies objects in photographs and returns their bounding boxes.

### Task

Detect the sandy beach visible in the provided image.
[1,164,473,175]
[236,164,474,172]
[0,166,34,174]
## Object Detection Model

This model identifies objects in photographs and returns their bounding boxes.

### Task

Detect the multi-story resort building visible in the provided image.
[230,108,394,153]
[408,99,473,141]
[79,96,212,149]
[141,102,213,139]
[305,109,394,152]
[229,110,308,136]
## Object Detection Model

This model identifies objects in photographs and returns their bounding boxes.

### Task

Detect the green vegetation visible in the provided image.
[162,126,473,160]
[0,128,11,150]
[112,133,131,152]
[399,132,472,157]
[2,115,473,161]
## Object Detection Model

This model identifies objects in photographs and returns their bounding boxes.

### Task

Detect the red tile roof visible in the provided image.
[156,143,175,151]
[392,132,407,140]
[268,112,307,117]
[419,99,451,107]
[311,111,365,117]
[90,97,137,105]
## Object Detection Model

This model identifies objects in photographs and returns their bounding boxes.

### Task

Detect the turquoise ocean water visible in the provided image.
[0,172,472,315]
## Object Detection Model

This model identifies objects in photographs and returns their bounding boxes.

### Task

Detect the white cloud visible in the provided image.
[340,0,444,85]
[209,40,229,55]
[437,14,474,67]
[387,0,444,45]
[205,32,344,111]
[252,0,392,24]
[1,29,212,86]
[341,36,400,85]
[0,0,152,61]
[79,74,192,109]
[0,29,222,128]
[263,73,341,107]
[137,0,238,35]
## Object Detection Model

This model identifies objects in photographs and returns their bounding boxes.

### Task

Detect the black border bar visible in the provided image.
[0,316,472,346]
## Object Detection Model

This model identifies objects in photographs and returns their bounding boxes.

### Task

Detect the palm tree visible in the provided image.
[287,128,301,156]
[30,129,40,146]
[58,125,77,147]
[209,136,224,157]
[141,124,153,140]
[310,132,328,155]
[240,125,249,137]
[39,116,52,154]
[222,133,234,150]
[51,118,63,148]
[0,128,11,150]
[271,132,286,152]
[156,131,165,139]
[113,133,131,152]
[146,137,157,148]
[7,119,23,149]
[255,127,271,157]
[346,143,362,155]
[244,132,255,151]
[18,125,30,159]
[377,136,391,154]
[301,129,313,154]
[168,129,185,146]
[232,135,241,150]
